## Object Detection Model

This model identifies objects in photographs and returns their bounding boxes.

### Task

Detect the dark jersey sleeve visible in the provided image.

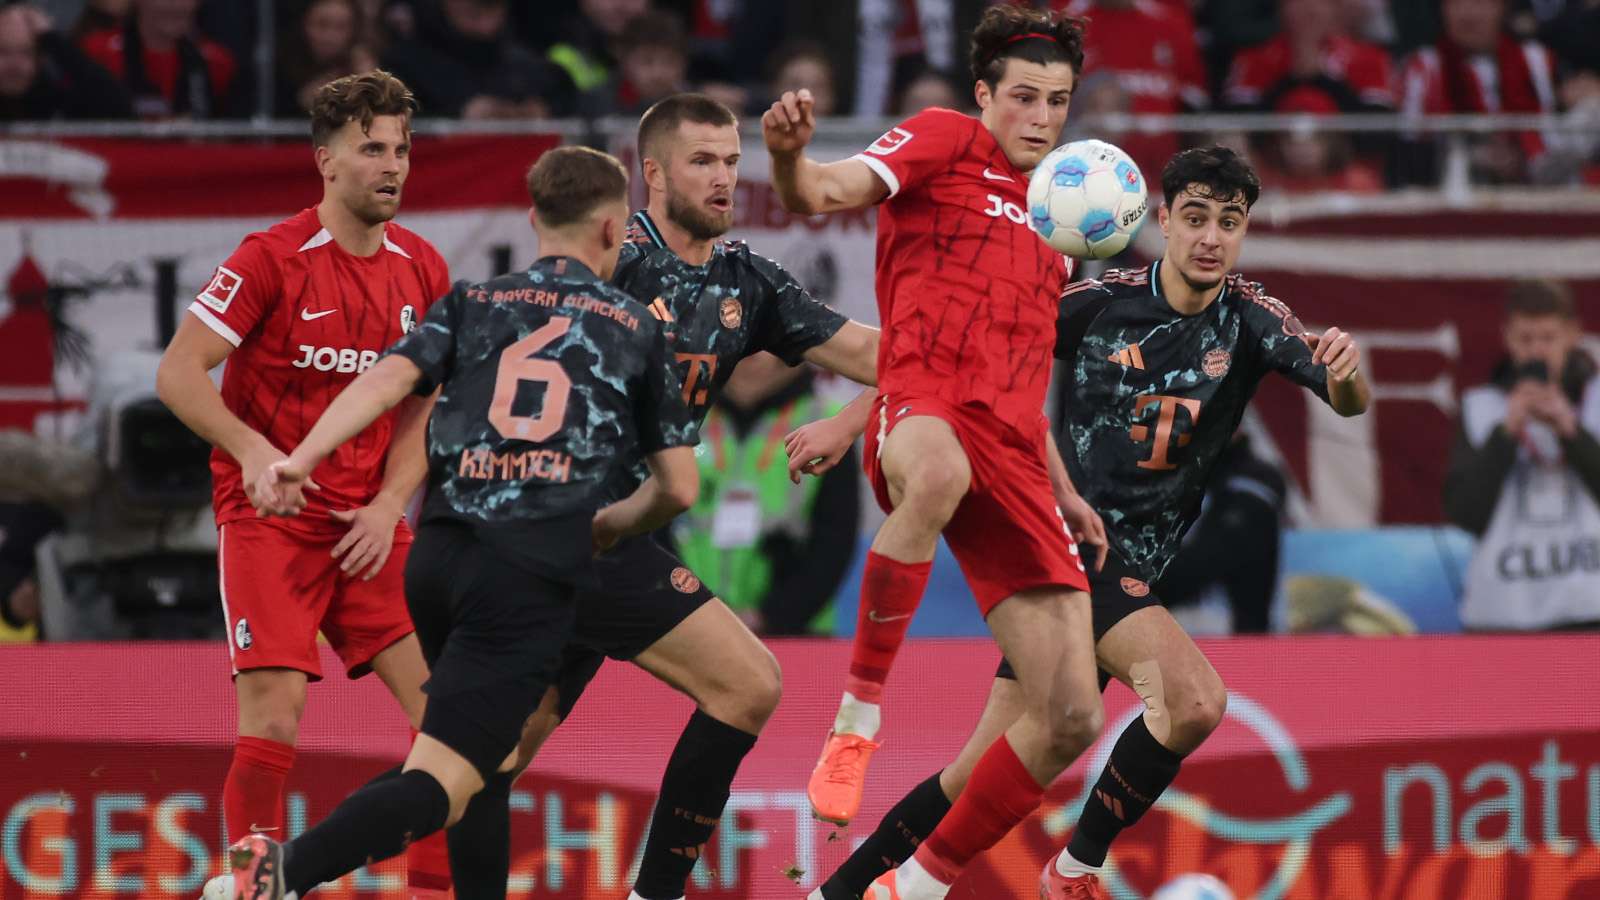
[633,319,698,453]
[746,250,848,365]
[1241,283,1332,405]
[1054,279,1117,360]
[384,280,464,395]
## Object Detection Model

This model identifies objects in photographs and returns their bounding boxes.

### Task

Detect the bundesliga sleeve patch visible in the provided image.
[198,266,244,314]
[865,127,913,156]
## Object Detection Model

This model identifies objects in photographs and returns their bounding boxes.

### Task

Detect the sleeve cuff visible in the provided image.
[851,153,900,198]
[187,302,242,347]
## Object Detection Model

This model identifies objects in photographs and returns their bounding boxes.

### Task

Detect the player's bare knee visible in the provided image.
[897,457,969,523]
[731,645,783,730]
[1167,680,1226,752]
[1045,701,1104,761]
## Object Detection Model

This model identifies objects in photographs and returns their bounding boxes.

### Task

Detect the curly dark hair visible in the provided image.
[1160,146,1262,209]
[969,5,1087,91]
[309,70,416,147]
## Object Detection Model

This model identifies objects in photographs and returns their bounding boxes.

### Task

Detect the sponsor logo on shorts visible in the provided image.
[400,304,416,334]
[234,618,253,651]
[896,406,913,418]
[1120,577,1150,598]
[670,567,701,593]
[719,297,742,329]
[1203,348,1231,378]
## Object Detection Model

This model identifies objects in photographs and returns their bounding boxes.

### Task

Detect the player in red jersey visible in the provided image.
[765,7,1109,899]
[155,71,453,898]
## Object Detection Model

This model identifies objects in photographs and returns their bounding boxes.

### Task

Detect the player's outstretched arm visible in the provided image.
[785,388,875,484]
[764,89,888,215]
[803,320,879,387]
[328,388,438,579]
[1309,327,1371,416]
[157,315,286,498]
[270,355,424,502]
[591,446,700,553]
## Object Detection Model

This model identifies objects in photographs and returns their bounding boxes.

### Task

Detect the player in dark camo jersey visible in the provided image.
[811,146,1371,900]
[461,94,883,900]
[220,147,704,900]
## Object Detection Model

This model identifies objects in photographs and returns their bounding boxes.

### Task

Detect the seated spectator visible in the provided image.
[1223,0,1395,111]
[767,39,836,115]
[78,0,237,119]
[894,65,964,114]
[1156,433,1285,634]
[671,353,860,637]
[0,4,132,121]
[580,11,689,117]
[383,0,576,118]
[1444,280,1600,631]
[1253,85,1384,192]
[1398,0,1558,184]
[1058,0,1210,188]
[70,0,129,39]
[275,0,377,116]
[547,0,648,94]
[0,501,63,642]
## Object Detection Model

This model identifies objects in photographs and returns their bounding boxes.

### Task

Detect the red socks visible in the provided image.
[847,552,933,695]
[915,735,1046,883]
[223,736,295,843]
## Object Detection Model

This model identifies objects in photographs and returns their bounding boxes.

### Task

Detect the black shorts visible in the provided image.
[405,517,590,777]
[995,551,1160,686]
[552,532,717,720]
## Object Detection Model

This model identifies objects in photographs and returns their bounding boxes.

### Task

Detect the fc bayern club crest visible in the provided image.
[400,304,416,334]
[1203,348,1231,378]
[719,297,742,329]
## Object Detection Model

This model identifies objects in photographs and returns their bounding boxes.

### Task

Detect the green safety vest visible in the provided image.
[674,394,843,634]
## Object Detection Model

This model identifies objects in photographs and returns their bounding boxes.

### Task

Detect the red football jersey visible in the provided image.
[1057,0,1208,114]
[188,208,450,532]
[853,108,1072,433]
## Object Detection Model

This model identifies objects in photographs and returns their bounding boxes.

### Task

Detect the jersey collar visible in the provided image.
[532,255,598,281]
[630,210,669,249]
[1150,259,1229,312]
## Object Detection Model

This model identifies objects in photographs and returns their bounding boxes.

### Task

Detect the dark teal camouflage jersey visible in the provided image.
[386,255,696,526]
[1055,261,1332,582]
[603,210,848,498]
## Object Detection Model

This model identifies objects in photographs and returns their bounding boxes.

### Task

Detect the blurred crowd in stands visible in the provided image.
[0,0,1597,184]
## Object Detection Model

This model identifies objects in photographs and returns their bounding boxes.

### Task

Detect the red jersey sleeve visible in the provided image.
[187,235,281,348]
[850,108,971,199]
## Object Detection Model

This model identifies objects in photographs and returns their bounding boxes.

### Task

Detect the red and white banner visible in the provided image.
[0,135,558,435]
[1234,199,1600,524]
[3,636,1597,898]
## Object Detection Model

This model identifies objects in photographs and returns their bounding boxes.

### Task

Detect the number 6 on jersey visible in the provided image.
[489,317,573,442]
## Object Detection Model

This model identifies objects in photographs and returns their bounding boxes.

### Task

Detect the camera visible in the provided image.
[1513,359,1551,383]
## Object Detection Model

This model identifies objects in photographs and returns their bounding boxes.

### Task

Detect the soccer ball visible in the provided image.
[1027,139,1148,259]
[1151,873,1237,900]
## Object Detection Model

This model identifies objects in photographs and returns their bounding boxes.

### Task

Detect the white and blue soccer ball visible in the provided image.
[1151,873,1237,900]
[1027,139,1148,260]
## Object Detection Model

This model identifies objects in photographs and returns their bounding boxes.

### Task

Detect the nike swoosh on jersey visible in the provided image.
[981,168,1015,182]
[300,308,337,321]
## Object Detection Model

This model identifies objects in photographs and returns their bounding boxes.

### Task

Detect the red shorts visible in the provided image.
[218,518,415,681]
[864,394,1089,615]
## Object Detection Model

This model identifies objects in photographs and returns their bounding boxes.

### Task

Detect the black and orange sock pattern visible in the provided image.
[1067,715,1185,868]
[821,770,952,899]
[633,710,758,899]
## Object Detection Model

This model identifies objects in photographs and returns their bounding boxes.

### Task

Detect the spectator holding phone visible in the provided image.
[1445,279,1600,630]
